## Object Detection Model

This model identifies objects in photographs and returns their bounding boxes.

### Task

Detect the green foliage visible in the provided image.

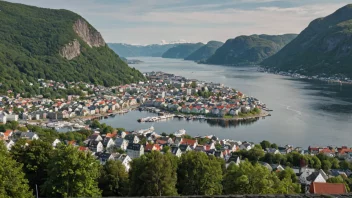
[5,121,19,130]
[162,43,205,59]
[177,151,223,195]
[41,145,101,197]
[185,41,224,61]
[90,120,101,129]
[262,5,352,78]
[322,160,332,172]
[0,141,32,198]
[10,139,53,196]
[0,1,145,95]
[129,151,178,196]
[162,146,170,153]
[207,34,297,65]
[27,125,59,143]
[223,161,300,195]
[260,140,271,150]
[327,175,351,192]
[234,147,265,162]
[271,143,278,149]
[99,160,129,196]
[58,129,93,144]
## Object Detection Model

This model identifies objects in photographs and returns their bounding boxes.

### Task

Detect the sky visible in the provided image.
[7,0,352,45]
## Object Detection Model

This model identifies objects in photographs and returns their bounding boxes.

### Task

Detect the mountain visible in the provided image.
[162,43,205,59]
[261,4,352,77]
[184,41,223,61]
[206,34,297,66]
[0,1,145,93]
[108,43,176,57]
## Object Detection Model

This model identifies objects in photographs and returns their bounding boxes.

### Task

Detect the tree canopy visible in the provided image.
[41,145,101,197]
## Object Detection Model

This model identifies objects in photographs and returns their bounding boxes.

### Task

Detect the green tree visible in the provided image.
[18,126,28,132]
[10,139,53,196]
[271,143,278,149]
[330,158,340,169]
[162,146,170,153]
[41,145,101,197]
[327,176,350,192]
[7,121,19,130]
[90,120,101,129]
[0,141,32,198]
[99,160,129,196]
[129,151,178,196]
[177,151,223,195]
[247,147,265,162]
[311,156,322,169]
[260,140,271,150]
[339,160,351,170]
[190,82,197,88]
[322,160,332,172]
[223,161,299,195]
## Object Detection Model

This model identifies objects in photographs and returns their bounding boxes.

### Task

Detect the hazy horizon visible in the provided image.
[7,0,352,45]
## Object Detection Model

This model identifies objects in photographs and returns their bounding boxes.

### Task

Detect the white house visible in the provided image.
[116,154,132,172]
[7,114,19,122]
[127,143,144,159]
[103,137,115,152]
[52,139,61,147]
[115,138,129,150]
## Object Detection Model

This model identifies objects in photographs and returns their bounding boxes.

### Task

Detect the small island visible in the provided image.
[137,71,270,122]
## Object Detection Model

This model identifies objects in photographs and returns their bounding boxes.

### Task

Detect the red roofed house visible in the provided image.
[144,144,162,152]
[310,182,347,194]
[180,138,198,149]
[78,146,89,152]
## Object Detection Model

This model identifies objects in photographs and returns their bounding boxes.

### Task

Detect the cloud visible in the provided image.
[5,0,352,44]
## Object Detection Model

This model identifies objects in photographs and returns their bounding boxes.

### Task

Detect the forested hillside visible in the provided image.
[0,1,145,95]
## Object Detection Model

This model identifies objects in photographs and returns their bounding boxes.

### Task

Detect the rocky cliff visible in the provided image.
[73,18,105,48]
[60,18,106,60]
[60,39,81,60]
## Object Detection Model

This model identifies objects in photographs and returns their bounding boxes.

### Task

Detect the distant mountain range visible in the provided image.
[261,4,352,77]
[108,43,176,57]
[0,1,145,94]
[184,41,223,62]
[206,34,297,66]
[162,43,205,59]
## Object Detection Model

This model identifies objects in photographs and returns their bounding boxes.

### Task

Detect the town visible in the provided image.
[0,71,269,130]
[0,72,350,195]
[1,118,351,195]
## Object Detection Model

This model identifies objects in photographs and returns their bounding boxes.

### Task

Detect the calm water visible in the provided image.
[102,57,352,147]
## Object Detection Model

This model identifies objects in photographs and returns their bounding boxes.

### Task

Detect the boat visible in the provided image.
[138,126,155,134]
[174,129,186,137]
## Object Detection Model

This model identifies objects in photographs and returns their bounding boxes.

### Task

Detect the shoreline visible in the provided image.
[258,67,352,85]
[138,108,270,122]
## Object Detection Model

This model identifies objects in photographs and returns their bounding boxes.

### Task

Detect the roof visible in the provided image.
[180,138,197,146]
[127,143,142,151]
[310,182,347,194]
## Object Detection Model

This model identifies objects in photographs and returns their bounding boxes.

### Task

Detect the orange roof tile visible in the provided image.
[181,138,197,146]
[78,146,88,151]
[310,182,347,194]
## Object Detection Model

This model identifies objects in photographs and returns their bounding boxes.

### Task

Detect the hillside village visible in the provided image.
[0,72,350,194]
[0,72,267,130]
[1,122,352,194]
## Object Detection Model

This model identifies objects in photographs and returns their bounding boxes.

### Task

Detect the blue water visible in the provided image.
[102,57,352,147]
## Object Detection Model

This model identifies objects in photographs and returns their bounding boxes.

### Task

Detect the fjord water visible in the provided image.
[102,57,352,147]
